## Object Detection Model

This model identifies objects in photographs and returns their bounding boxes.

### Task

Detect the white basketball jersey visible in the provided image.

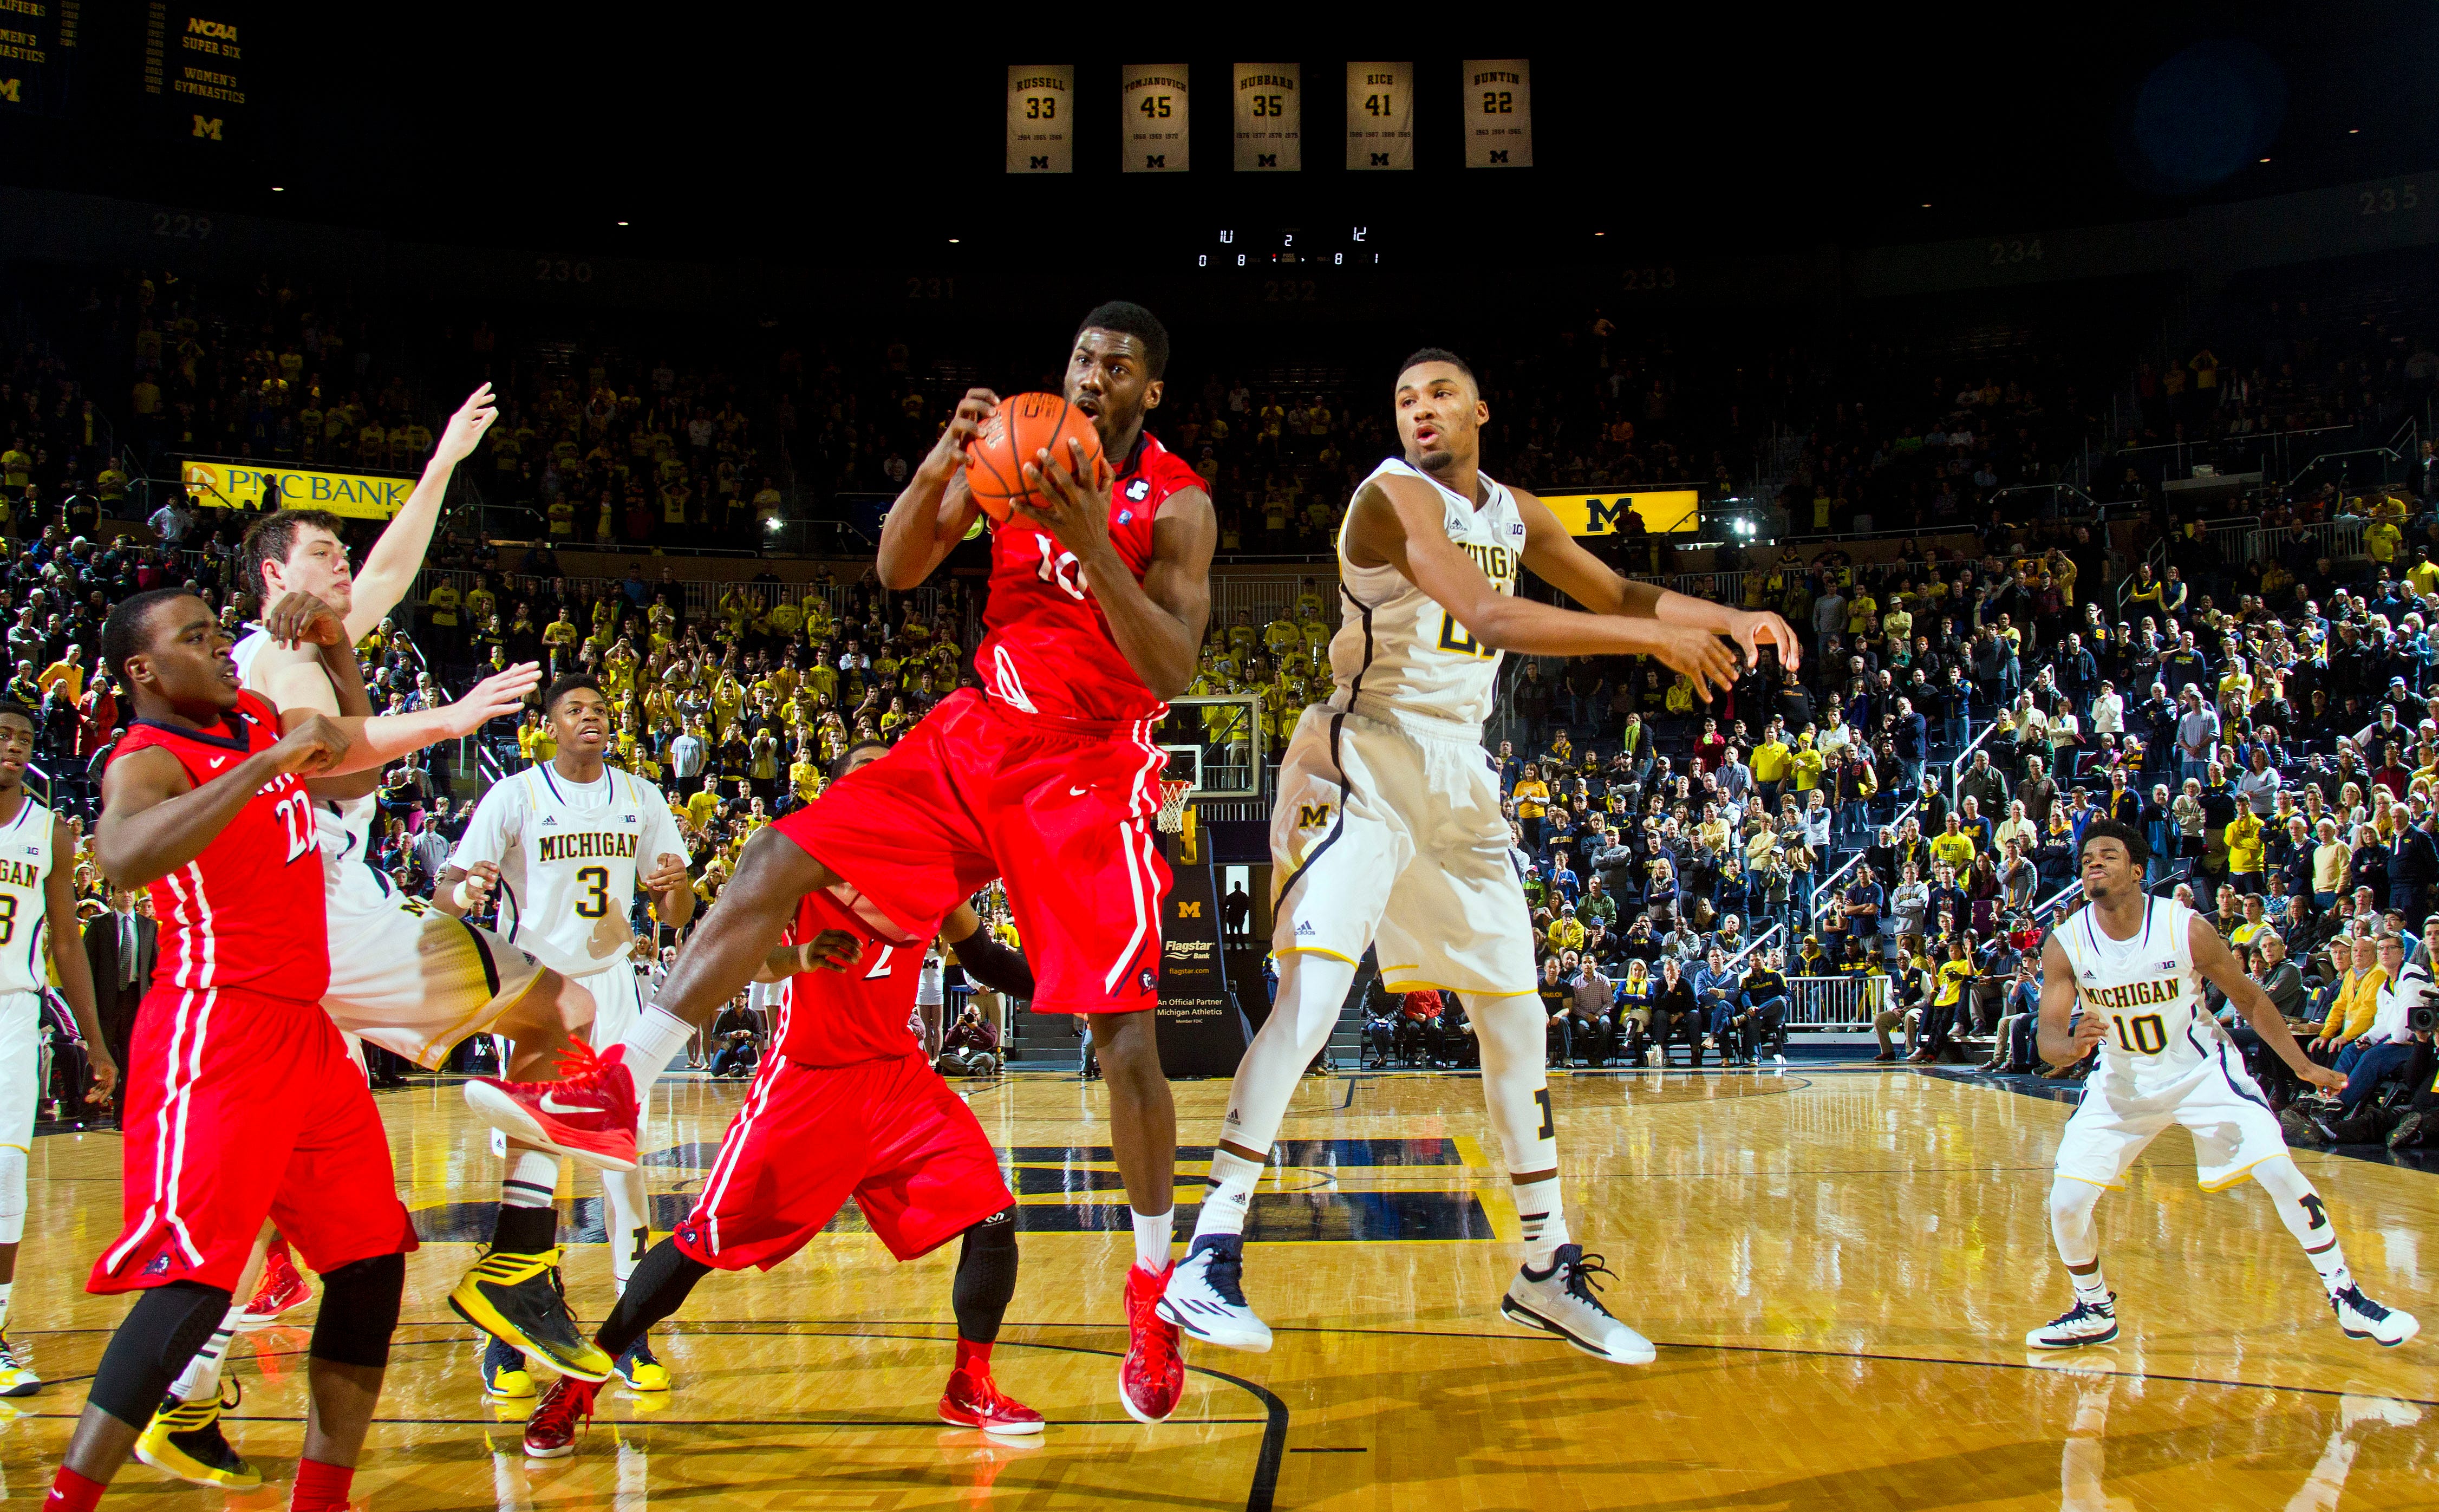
[232,628,384,903]
[2055,896,2218,1077]
[1331,456,1524,729]
[0,794,52,995]
[449,764,688,974]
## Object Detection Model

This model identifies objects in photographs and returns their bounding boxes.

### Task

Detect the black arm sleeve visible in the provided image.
[950,929,1035,1000]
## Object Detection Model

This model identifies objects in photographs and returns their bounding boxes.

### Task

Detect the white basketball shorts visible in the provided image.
[1269,702,1537,1001]
[0,992,38,1153]
[2053,1038,2290,1191]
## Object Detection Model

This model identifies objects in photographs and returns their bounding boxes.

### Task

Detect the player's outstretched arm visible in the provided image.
[1510,486,1799,674]
[43,816,113,1104]
[2191,915,2345,1091]
[255,593,386,800]
[319,661,542,775]
[653,827,839,1031]
[1349,475,1743,698]
[1019,440,1214,699]
[2035,932,2106,1067]
[878,388,995,590]
[944,902,1035,999]
[345,384,497,641]
[95,717,351,887]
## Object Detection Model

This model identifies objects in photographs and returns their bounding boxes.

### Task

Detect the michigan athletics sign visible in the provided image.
[183,460,416,520]
[1541,488,1701,538]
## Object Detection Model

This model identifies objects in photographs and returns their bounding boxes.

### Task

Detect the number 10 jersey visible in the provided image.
[2056,895,2218,1089]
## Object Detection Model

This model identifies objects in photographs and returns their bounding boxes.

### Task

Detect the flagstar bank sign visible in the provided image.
[184,460,416,519]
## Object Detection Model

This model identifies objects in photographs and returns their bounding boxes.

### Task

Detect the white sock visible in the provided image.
[501,1149,559,1210]
[2072,1267,2110,1305]
[618,1005,695,1085]
[602,1166,650,1295]
[1192,1151,1263,1242]
[1514,1176,1569,1272]
[172,1306,242,1402]
[1131,1207,1174,1274]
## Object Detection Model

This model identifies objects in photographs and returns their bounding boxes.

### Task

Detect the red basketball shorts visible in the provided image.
[784,687,1172,1014]
[673,1051,1013,1269]
[93,986,417,1295]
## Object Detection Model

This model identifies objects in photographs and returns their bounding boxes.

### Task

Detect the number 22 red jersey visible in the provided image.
[773,882,943,1068]
[975,431,1204,724]
[109,690,329,1003]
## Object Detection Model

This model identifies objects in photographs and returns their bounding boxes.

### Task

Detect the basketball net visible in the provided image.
[1157,779,1198,862]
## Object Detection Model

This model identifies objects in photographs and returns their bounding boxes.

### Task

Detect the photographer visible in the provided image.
[936,999,1002,1078]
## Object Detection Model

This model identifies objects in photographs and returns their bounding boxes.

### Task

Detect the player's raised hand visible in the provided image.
[433,383,500,466]
[444,661,543,737]
[1015,435,1116,562]
[262,590,347,649]
[84,1043,118,1106]
[270,713,352,776]
[929,388,1001,474]
[641,851,690,895]
[1729,607,1801,674]
[1647,624,1743,703]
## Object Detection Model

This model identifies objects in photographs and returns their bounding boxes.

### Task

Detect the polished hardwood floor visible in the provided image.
[3,1063,2434,1508]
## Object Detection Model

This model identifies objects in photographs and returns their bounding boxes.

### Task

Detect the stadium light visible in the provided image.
[271,186,284,192]
[617,220,629,226]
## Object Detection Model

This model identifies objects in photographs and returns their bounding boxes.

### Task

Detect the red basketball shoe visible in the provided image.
[938,1363,1045,1437]
[1120,1262,1184,1424]
[236,1238,310,1331]
[523,1376,600,1459]
[465,1042,641,1172]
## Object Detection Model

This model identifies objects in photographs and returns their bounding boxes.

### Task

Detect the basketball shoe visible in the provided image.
[2026,1293,2120,1350]
[0,1332,36,1396]
[1156,1234,1273,1352]
[465,1041,642,1172]
[524,1375,600,1459]
[134,1380,259,1489]
[236,1239,311,1331]
[480,1334,536,1399]
[451,1247,615,1383]
[1120,1262,1184,1424]
[615,1337,673,1391]
[2332,1286,2419,1347]
[939,1361,1045,1436]
[1500,1245,1657,1364]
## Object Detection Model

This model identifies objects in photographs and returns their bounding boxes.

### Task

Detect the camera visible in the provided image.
[2411,1002,2438,1036]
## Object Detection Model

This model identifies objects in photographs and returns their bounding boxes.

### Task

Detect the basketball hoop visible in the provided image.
[1156,779,1195,835]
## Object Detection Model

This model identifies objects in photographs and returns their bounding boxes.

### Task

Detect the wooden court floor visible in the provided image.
[2,1064,2435,1509]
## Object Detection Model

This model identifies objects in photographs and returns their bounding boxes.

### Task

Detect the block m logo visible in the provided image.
[1028,154,1048,170]
[1257,152,1277,168]
[1144,153,1164,168]
[192,115,224,140]
[1370,152,1389,166]
[0,80,19,105]
[1586,497,1628,533]
[1296,803,1334,829]
[1489,149,1509,164]
[1176,901,1202,919]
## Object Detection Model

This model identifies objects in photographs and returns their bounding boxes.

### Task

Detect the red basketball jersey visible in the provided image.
[773,882,943,1068]
[111,691,329,1003]
[975,431,1203,723]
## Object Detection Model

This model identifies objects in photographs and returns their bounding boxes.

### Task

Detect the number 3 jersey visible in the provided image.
[0,793,53,996]
[448,763,688,977]
[110,691,329,1002]
[2055,895,2223,1093]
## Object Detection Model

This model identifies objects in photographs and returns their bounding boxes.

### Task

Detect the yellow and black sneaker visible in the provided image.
[133,1381,260,1490]
[0,1331,40,1397]
[480,1333,536,1399]
[449,1247,613,1383]
[614,1335,672,1392]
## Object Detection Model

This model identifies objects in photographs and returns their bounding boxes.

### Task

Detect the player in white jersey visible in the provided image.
[439,673,694,1396]
[2025,820,2417,1350]
[0,702,110,1398]
[1162,348,1796,1361]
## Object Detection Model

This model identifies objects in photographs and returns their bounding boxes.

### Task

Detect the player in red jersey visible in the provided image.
[518,739,1045,1456]
[42,588,534,1512]
[471,301,1217,1423]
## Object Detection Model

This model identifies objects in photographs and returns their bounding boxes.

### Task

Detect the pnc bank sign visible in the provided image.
[184,460,416,520]
[1540,488,1700,538]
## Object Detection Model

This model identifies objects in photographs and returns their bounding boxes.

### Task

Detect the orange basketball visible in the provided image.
[963,392,1106,523]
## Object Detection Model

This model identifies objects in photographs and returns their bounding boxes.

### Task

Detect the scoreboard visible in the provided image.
[0,0,80,120]
[142,2,249,144]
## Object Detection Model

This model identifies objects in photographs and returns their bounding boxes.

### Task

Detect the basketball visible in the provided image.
[963,392,1105,522]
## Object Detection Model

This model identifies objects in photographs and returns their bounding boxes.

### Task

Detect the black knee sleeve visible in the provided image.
[89,1281,230,1427]
[310,1253,406,1369]
[953,1207,1021,1345]
[597,1239,710,1360]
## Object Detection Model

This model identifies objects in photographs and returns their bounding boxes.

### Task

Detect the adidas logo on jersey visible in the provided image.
[539,816,557,826]
[2082,969,2095,979]
[1295,921,1315,935]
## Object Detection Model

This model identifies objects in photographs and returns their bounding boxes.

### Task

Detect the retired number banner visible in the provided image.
[1122,63,1189,173]
[1463,58,1532,168]
[1345,61,1413,171]
[1232,62,1299,172]
[1006,64,1073,174]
